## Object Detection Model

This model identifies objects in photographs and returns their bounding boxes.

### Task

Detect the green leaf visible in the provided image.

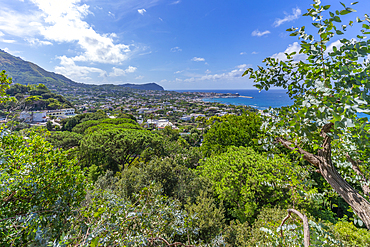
[90,237,100,247]
[323,5,331,10]
[336,30,344,35]
[346,7,356,12]
[333,16,342,22]
[339,10,351,15]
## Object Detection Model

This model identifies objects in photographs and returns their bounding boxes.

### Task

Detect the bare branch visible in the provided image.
[279,209,310,247]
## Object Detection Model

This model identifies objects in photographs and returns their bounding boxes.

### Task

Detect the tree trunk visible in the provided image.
[276,123,370,229]
[317,155,370,229]
[280,209,310,247]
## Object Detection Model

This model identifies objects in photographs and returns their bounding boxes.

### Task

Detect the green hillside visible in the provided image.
[0,49,164,92]
[0,49,85,90]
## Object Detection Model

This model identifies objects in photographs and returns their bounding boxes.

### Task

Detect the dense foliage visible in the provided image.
[0,128,86,246]
[2,0,370,245]
[201,112,264,156]
[3,83,74,110]
[244,0,370,229]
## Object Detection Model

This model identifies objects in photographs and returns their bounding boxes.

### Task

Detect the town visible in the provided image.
[1,83,256,131]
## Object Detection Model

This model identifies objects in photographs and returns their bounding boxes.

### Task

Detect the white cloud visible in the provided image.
[1,39,16,44]
[271,42,306,61]
[171,47,182,52]
[273,7,301,27]
[0,31,16,43]
[0,7,42,37]
[181,64,249,83]
[237,64,248,70]
[251,29,270,37]
[4,47,21,54]
[240,52,247,55]
[26,38,53,46]
[174,70,183,74]
[252,51,258,54]
[327,40,343,53]
[159,17,163,21]
[108,11,115,18]
[55,56,107,81]
[138,9,147,15]
[33,0,131,64]
[0,1,132,65]
[191,57,205,62]
[205,69,211,74]
[171,0,181,4]
[109,66,137,77]
[135,75,144,79]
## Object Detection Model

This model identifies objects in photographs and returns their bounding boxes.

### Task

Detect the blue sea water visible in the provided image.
[176,89,292,110]
[175,89,369,119]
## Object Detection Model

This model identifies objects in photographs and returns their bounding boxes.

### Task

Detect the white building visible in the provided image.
[147,119,177,129]
[46,108,75,118]
[180,115,192,121]
[19,111,47,122]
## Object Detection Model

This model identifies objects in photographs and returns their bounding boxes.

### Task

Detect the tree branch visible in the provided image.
[279,209,310,247]
[275,137,320,167]
[148,236,196,247]
[346,153,370,198]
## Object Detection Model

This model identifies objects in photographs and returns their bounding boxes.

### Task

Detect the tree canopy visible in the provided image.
[201,112,264,156]
[244,0,370,229]
[197,146,308,223]
[0,128,85,245]
[79,128,164,173]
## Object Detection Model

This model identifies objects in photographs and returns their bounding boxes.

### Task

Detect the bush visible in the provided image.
[185,191,226,244]
[0,128,86,246]
[333,220,370,247]
[197,146,309,223]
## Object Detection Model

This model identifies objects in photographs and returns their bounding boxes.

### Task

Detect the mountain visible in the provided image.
[0,49,164,91]
[0,49,83,90]
[119,83,164,91]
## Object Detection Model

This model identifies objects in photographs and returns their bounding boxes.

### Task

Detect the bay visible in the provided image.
[175,89,368,120]
[176,89,292,110]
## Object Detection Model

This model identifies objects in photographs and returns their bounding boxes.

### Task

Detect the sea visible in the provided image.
[176,89,292,110]
[175,89,369,119]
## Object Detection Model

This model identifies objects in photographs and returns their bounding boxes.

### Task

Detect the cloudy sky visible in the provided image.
[1,0,369,90]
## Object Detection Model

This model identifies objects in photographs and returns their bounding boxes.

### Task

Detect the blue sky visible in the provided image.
[0,0,369,90]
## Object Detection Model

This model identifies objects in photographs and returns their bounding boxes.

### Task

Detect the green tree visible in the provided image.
[0,128,86,245]
[79,128,164,173]
[197,146,309,223]
[46,120,53,131]
[0,71,15,104]
[244,0,370,228]
[60,111,108,131]
[71,117,138,134]
[47,131,83,150]
[201,112,264,156]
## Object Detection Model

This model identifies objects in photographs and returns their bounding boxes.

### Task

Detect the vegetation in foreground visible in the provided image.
[1,1,370,246]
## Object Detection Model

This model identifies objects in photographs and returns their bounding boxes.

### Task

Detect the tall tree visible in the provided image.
[0,70,15,104]
[79,128,164,172]
[244,0,370,228]
[0,129,86,245]
[201,112,264,156]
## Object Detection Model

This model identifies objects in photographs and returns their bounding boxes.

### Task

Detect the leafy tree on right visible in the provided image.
[244,0,370,229]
